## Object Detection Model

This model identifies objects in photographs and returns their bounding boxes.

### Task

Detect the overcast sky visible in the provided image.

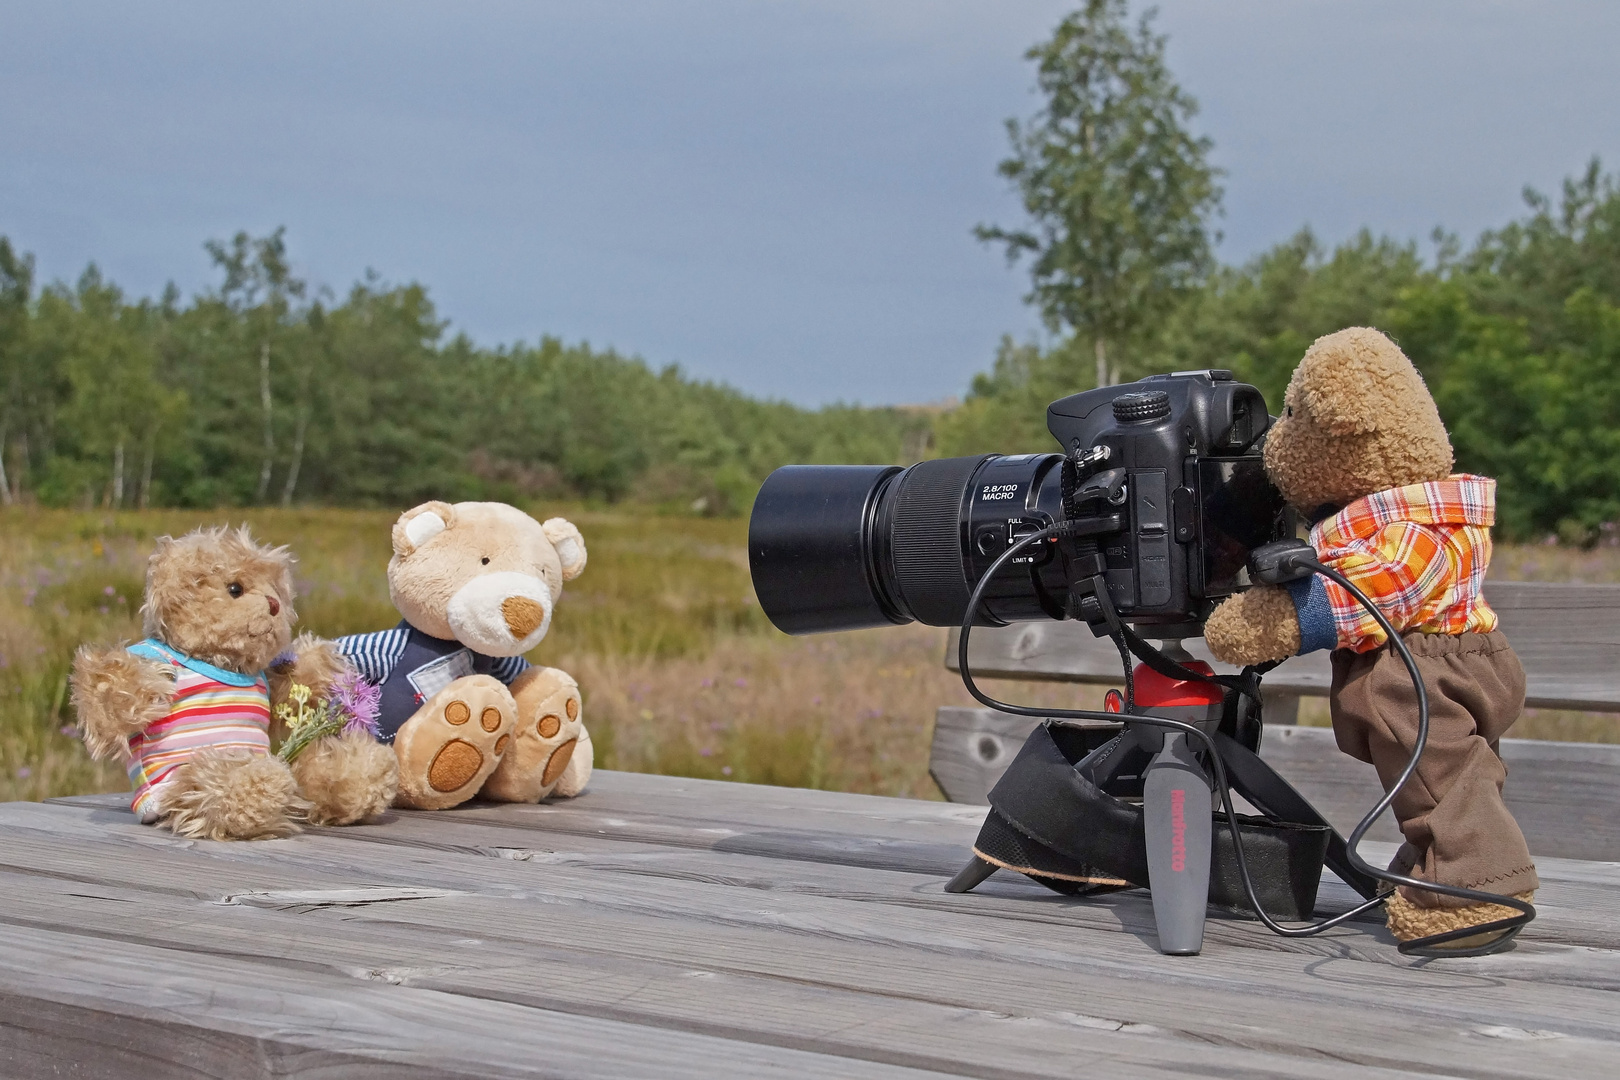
[3,1,1617,406]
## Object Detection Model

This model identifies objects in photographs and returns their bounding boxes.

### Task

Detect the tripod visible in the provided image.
[945,644,1382,956]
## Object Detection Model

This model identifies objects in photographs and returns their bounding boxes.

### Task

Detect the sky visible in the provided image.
[3,1,1618,407]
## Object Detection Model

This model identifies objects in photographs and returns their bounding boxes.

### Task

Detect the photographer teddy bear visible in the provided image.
[1204,326,1536,945]
[335,500,593,810]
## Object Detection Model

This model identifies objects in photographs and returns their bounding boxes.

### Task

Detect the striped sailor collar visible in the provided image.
[1312,474,1496,547]
[127,639,263,687]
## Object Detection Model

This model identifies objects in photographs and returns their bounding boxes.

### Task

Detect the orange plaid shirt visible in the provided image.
[1302,475,1499,654]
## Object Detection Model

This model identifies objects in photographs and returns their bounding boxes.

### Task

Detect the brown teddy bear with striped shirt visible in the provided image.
[71,526,397,839]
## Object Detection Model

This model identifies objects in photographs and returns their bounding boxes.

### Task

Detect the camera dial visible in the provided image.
[1112,391,1173,423]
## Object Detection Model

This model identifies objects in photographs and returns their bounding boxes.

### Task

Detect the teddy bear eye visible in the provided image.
[227,582,244,598]
[481,556,490,565]
[1285,405,1293,417]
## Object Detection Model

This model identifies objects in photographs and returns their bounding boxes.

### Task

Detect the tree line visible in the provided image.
[0,229,931,516]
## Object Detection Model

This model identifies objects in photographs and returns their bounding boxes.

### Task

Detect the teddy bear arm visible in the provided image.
[1203,586,1303,666]
[70,646,176,762]
[268,633,352,712]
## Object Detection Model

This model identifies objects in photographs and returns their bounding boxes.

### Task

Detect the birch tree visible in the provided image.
[205,228,305,503]
[0,240,35,504]
[977,0,1221,387]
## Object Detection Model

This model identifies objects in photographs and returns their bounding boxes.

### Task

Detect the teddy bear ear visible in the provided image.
[542,517,588,580]
[392,501,455,557]
[1295,327,1415,436]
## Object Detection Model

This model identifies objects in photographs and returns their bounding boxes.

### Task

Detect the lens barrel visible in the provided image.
[750,454,1064,635]
[748,465,905,634]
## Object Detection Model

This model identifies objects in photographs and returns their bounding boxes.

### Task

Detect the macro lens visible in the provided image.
[749,454,1069,635]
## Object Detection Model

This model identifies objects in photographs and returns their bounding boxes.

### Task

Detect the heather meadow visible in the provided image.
[2,506,1617,804]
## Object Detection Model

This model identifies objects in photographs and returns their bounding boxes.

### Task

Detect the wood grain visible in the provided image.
[11,771,1620,1079]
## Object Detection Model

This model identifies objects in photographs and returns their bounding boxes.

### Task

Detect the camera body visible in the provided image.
[748,370,1292,637]
[1041,369,1290,635]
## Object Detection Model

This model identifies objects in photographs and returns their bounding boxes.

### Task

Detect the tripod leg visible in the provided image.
[1214,732,1381,900]
[1143,732,1213,955]
[945,855,999,893]
[1075,733,1153,796]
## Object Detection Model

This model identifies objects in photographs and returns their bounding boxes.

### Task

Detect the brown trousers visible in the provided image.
[1330,630,1539,908]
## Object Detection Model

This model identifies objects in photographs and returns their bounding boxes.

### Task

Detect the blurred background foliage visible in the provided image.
[0,229,934,522]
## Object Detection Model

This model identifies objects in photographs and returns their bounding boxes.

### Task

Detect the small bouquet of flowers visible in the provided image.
[275,670,383,763]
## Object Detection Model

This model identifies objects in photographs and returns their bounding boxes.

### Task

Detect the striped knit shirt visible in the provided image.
[334,626,530,687]
[124,640,272,822]
[1286,475,1498,655]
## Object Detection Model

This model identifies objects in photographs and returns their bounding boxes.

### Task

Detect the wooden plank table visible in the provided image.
[4,770,1619,1078]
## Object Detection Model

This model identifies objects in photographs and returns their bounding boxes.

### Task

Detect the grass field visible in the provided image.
[2,506,1616,804]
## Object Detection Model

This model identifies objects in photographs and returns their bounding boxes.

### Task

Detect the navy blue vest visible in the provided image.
[375,620,520,742]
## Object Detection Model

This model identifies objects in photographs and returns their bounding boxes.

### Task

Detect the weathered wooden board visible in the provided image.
[929,708,1620,862]
[5,770,1619,1079]
[945,581,1620,714]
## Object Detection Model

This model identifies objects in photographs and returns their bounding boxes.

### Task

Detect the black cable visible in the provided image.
[957,524,1534,956]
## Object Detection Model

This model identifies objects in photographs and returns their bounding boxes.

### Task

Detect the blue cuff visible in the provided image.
[1284,574,1337,654]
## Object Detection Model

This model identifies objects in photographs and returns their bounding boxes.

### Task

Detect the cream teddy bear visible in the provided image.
[336,501,592,810]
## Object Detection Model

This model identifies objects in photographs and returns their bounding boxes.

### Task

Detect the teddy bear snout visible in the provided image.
[445,571,554,656]
[501,597,546,639]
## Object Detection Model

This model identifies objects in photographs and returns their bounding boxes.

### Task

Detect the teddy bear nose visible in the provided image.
[501,597,545,639]
[267,596,281,617]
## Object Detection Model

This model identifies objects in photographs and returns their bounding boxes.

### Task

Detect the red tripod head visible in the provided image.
[1104,661,1224,713]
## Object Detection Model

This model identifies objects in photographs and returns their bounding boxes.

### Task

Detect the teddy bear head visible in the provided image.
[1262,326,1454,515]
[141,525,298,674]
[387,501,586,657]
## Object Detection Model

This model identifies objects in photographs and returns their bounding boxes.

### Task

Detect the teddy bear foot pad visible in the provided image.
[393,676,515,810]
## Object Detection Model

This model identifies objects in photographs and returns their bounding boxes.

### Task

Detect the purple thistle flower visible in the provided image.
[329,669,382,737]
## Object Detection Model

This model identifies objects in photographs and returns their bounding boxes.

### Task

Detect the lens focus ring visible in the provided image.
[889,456,990,626]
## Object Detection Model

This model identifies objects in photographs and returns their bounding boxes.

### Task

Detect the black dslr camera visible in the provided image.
[749,369,1292,640]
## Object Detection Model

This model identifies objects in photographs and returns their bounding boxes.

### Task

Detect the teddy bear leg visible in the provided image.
[161,749,305,840]
[392,674,516,810]
[292,731,400,826]
[1330,631,1538,943]
[552,726,594,799]
[479,667,587,802]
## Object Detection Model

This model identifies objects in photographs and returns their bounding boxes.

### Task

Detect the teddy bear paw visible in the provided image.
[292,730,400,825]
[393,675,516,810]
[1385,890,1534,949]
[480,666,586,802]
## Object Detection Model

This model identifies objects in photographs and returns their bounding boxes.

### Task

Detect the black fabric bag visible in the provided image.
[975,722,1332,921]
